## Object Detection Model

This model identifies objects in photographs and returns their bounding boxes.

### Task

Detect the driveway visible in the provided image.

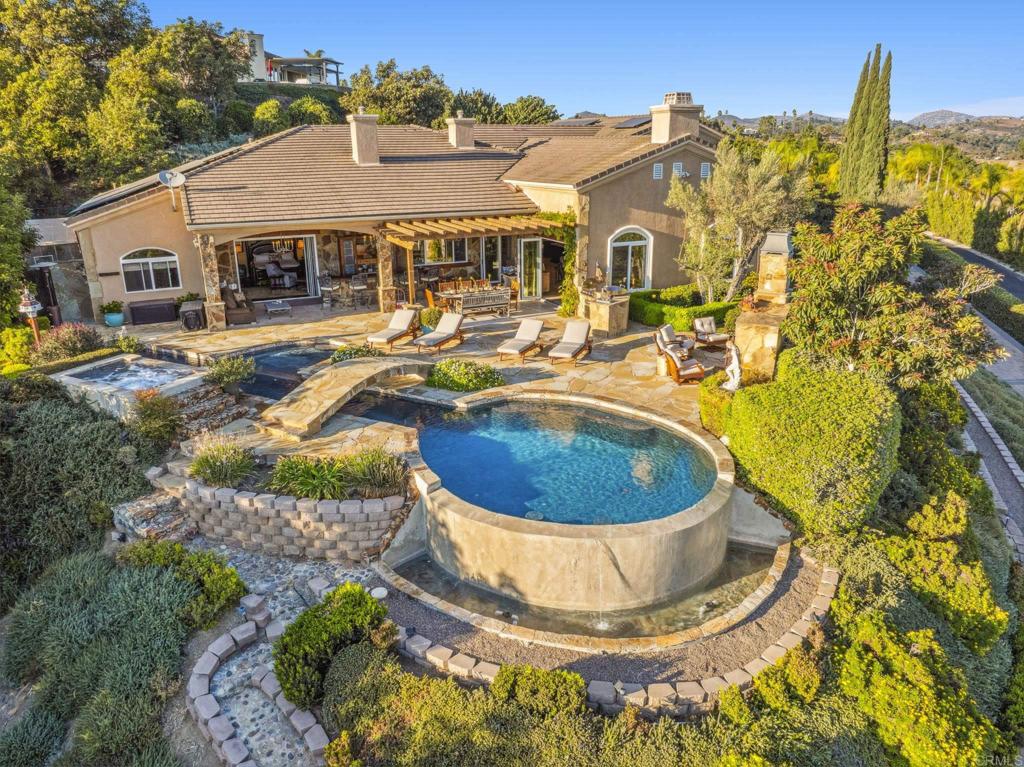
[929,234,1024,300]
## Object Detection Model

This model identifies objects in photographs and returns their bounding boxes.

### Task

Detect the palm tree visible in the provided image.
[970,163,1008,211]
[303,48,326,58]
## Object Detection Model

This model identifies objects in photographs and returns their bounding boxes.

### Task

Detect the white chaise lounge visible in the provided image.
[365,309,418,351]
[547,320,592,365]
[413,312,465,354]
[496,318,544,362]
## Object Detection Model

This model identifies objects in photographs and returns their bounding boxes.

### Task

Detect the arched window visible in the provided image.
[607,228,651,290]
[121,248,181,293]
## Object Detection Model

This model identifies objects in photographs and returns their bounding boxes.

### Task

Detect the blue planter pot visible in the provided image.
[104,312,125,328]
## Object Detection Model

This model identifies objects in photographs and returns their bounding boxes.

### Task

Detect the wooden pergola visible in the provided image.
[376,215,568,307]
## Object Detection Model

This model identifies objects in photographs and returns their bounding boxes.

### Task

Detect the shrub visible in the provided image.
[127,739,184,767]
[189,433,257,488]
[2,362,30,377]
[267,447,406,500]
[30,322,104,364]
[782,645,821,703]
[131,389,183,451]
[288,95,335,125]
[657,282,702,306]
[204,355,256,387]
[753,663,792,712]
[322,643,403,737]
[29,347,120,375]
[268,454,349,500]
[628,288,737,330]
[174,97,214,142]
[839,610,999,767]
[419,306,443,329]
[117,540,246,629]
[274,582,387,709]
[219,100,254,135]
[1,324,36,366]
[490,664,586,719]
[99,300,123,314]
[253,98,288,137]
[723,305,741,332]
[717,684,753,726]
[727,361,901,535]
[325,731,363,767]
[331,344,384,363]
[115,333,143,354]
[697,371,733,437]
[426,358,505,392]
[0,708,65,767]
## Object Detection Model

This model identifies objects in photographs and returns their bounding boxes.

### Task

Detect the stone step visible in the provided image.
[166,457,192,477]
[113,491,196,541]
[152,473,187,496]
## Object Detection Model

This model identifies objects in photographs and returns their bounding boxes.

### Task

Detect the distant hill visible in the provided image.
[908,110,976,128]
[714,111,844,129]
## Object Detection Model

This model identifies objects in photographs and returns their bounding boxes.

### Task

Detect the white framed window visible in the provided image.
[672,161,684,177]
[652,162,664,180]
[700,162,712,179]
[607,227,651,291]
[121,248,181,293]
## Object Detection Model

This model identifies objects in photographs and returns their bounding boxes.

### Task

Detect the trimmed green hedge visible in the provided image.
[727,359,901,535]
[628,287,737,331]
[921,240,1024,346]
[30,347,121,376]
[698,371,733,437]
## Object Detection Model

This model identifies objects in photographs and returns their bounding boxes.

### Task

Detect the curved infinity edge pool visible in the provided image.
[420,393,735,613]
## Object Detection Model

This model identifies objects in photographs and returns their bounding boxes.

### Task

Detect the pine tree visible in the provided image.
[858,50,892,198]
[839,53,871,197]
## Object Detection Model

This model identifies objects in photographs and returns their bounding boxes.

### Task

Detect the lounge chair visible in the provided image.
[547,320,592,365]
[497,318,544,362]
[366,309,419,351]
[664,343,706,384]
[655,324,695,358]
[693,316,731,348]
[413,312,465,354]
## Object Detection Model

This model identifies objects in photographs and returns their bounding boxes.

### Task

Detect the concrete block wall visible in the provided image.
[181,479,405,560]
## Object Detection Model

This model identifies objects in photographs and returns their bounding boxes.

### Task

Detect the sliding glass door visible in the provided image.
[518,238,542,299]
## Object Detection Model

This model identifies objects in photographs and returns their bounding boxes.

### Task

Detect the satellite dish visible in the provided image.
[158,170,186,188]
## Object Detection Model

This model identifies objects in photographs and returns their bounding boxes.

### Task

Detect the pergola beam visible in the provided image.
[380,214,570,242]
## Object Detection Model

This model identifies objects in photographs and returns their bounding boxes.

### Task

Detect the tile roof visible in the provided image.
[77,125,539,227]
[472,116,651,149]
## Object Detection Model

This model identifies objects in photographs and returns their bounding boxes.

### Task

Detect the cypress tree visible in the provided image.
[839,52,871,198]
[859,50,892,198]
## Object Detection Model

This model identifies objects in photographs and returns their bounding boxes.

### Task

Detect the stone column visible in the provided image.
[575,195,591,318]
[76,228,104,321]
[375,234,397,313]
[193,233,226,330]
[735,305,788,381]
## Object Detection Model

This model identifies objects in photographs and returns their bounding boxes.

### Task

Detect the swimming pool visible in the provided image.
[343,394,716,525]
[238,343,334,400]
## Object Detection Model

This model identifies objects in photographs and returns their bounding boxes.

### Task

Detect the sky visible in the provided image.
[146,0,1024,122]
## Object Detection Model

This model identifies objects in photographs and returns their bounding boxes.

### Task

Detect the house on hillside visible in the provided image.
[65,92,720,329]
[238,32,342,88]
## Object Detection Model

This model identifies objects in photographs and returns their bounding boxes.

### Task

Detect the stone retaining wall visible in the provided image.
[181,479,406,561]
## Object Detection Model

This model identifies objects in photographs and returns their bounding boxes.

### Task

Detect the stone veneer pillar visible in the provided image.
[193,233,226,330]
[375,234,397,313]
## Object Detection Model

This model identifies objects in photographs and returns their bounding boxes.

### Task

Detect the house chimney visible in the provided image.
[347,107,379,165]
[446,110,476,149]
[650,92,703,144]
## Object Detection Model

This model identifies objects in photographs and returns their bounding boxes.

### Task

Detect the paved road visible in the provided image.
[936,237,1024,300]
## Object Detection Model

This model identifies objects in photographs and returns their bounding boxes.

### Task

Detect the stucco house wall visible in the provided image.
[580,143,711,290]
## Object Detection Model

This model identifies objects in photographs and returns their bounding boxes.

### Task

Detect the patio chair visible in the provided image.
[655,324,695,358]
[220,287,257,326]
[509,278,520,312]
[663,344,706,385]
[693,316,731,348]
[413,312,465,354]
[497,318,544,362]
[547,320,592,366]
[365,309,419,351]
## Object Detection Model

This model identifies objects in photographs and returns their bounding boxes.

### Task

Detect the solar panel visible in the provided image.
[550,118,601,127]
[615,116,652,129]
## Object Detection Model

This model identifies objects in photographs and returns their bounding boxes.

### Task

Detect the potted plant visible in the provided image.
[419,307,443,333]
[100,300,125,328]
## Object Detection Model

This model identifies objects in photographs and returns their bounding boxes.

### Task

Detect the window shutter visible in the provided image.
[672,161,684,178]
[700,162,712,179]
[652,163,663,180]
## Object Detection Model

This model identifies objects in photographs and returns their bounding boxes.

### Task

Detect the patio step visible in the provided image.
[258,357,434,438]
[174,383,256,440]
[166,457,192,478]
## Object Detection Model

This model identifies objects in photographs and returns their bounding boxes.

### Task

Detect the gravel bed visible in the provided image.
[373,551,820,684]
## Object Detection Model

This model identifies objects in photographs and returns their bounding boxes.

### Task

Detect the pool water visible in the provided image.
[74,360,190,390]
[396,544,772,638]
[341,394,717,525]
[239,344,333,400]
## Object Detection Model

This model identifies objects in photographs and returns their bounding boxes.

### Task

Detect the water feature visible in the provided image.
[74,358,192,390]
[395,544,772,638]
[238,343,333,400]
[342,394,717,524]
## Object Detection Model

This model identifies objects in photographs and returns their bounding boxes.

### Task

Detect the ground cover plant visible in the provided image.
[266,446,406,501]
[0,547,243,766]
[425,358,505,391]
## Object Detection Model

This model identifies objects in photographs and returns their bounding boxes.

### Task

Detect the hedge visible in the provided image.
[920,240,1024,346]
[29,347,121,376]
[629,288,738,331]
[726,359,901,535]
[697,371,733,437]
